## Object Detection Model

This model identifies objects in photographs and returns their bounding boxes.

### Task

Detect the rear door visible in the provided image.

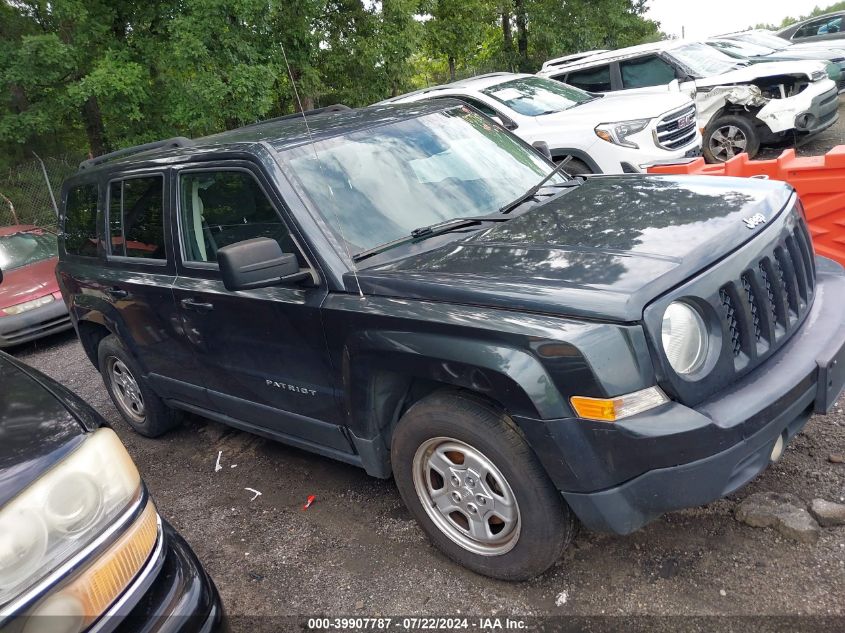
[169,162,349,452]
[98,170,204,405]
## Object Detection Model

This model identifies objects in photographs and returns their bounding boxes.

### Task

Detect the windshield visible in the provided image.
[0,230,57,270]
[283,108,560,253]
[733,31,790,51]
[711,39,774,57]
[668,43,742,77]
[480,77,594,116]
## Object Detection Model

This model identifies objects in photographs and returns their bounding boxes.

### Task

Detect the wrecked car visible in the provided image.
[56,102,845,581]
[537,40,839,163]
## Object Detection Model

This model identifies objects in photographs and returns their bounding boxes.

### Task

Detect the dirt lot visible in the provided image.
[8,110,845,629]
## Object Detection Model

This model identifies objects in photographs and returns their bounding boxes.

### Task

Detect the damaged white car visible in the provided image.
[537,40,839,163]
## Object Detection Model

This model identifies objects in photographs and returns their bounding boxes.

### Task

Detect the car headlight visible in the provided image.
[661,302,709,375]
[595,118,651,149]
[2,295,54,316]
[0,428,141,607]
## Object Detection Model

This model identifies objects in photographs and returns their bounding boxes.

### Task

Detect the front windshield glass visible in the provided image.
[0,230,57,270]
[480,77,594,116]
[283,108,560,253]
[734,31,790,51]
[668,43,741,77]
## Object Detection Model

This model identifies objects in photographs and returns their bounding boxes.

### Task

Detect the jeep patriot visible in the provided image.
[56,101,845,580]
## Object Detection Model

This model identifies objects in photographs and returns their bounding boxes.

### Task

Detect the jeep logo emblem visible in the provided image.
[743,213,766,229]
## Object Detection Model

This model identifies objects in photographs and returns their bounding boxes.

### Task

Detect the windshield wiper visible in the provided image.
[498,161,581,215]
[352,215,510,263]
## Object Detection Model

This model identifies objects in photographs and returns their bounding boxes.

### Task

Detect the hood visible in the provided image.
[0,257,60,311]
[352,175,794,322]
[759,49,844,62]
[537,91,693,126]
[788,41,845,56]
[695,60,827,86]
[0,354,88,506]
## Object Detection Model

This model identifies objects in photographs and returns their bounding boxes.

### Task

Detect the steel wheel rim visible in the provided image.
[107,357,145,423]
[709,125,748,161]
[412,436,521,556]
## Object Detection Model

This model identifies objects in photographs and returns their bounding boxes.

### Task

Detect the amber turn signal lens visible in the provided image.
[570,387,669,422]
[23,502,159,633]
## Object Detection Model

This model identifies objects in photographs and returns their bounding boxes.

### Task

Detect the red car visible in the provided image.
[0,225,71,348]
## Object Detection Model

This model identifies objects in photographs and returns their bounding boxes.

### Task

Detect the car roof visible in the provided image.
[67,101,461,178]
[541,50,610,69]
[538,40,691,74]
[377,73,533,104]
[0,224,40,237]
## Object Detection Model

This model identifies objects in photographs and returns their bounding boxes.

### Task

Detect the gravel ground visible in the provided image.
[7,114,845,628]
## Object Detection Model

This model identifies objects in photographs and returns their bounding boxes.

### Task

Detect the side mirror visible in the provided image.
[0,267,3,285]
[217,237,309,291]
[532,141,553,161]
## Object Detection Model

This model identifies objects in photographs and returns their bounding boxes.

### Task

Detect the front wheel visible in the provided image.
[703,114,760,163]
[555,156,592,176]
[391,391,577,580]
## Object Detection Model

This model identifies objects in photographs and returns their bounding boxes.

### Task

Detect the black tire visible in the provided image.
[97,334,181,437]
[702,114,760,163]
[555,156,592,176]
[391,391,576,581]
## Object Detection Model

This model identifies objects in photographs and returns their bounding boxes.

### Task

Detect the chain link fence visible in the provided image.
[0,155,81,230]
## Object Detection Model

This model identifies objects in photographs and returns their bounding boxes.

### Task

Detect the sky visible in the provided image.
[645,0,828,39]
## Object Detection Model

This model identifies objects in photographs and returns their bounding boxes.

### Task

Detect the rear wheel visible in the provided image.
[98,335,181,437]
[703,114,760,162]
[391,391,577,580]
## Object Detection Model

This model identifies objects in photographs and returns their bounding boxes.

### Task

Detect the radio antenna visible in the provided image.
[279,44,364,298]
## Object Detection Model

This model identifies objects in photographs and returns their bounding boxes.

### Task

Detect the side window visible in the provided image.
[620,55,676,89]
[63,184,99,257]
[178,170,303,266]
[563,65,611,92]
[108,176,166,260]
[460,97,499,118]
[794,16,839,38]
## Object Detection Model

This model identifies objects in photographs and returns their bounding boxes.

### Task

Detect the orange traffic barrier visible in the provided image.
[648,147,845,267]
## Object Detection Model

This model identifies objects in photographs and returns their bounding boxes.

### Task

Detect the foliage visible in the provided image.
[0,0,663,168]
[755,1,845,30]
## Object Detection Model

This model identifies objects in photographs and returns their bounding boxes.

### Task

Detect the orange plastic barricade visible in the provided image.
[647,147,845,267]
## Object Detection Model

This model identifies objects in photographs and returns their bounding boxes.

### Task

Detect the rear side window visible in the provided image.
[564,65,611,92]
[178,170,303,266]
[620,55,676,88]
[63,184,99,257]
[108,176,166,260]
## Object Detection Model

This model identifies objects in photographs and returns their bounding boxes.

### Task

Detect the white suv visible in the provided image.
[537,40,839,162]
[376,73,701,174]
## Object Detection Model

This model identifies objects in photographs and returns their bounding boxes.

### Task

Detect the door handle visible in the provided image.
[180,298,214,312]
[105,287,128,299]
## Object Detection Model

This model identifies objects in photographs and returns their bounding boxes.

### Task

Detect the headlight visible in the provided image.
[661,301,709,375]
[0,429,141,606]
[2,295,54,316]
[595,118,651,149]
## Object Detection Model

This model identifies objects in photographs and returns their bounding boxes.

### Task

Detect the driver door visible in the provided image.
[170,162,349,452]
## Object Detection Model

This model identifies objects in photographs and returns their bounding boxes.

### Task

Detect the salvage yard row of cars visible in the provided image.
[2,26,845,632]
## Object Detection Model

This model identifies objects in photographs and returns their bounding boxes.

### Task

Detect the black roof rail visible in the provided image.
[239,104,351,130]
[79,137,194,170]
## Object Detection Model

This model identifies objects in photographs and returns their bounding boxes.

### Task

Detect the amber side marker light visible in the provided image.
[23,502,159,633]
[570,387,669,422]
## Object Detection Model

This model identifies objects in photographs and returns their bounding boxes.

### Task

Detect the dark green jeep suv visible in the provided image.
[56,101,845,580]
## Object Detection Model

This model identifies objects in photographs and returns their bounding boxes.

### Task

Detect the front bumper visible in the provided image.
[0,297,71,348]
[112,521,226,633]
[520,257,845,535]
[794,85,840,134]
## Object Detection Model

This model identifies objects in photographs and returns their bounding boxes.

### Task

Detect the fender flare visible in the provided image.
[342,330,570,441]
[548,148,602,173]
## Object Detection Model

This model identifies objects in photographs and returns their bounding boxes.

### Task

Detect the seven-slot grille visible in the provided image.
[717,215,816,363]
[654,104,697,150]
